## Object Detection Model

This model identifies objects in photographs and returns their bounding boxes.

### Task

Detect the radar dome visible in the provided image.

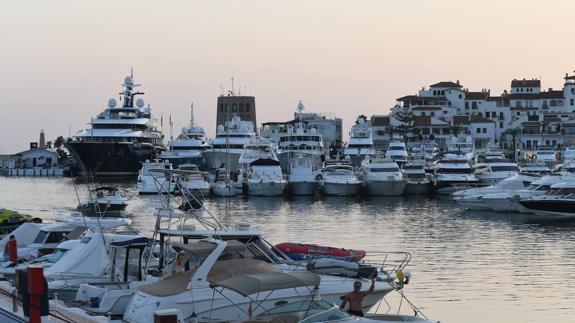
[136,98,145,108]
[108,98,117,108]
[123,76,134,86]
[298,100,305,110]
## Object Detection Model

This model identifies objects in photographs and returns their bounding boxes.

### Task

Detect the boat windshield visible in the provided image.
[260,300,333,316]
[45,248,68,263]
[436,168,471,174]
[369,167,399,173]
[301,307,353,323]
[555,188,575,195]
[388,147,405,151]
[491,166,520,172]
[33,231,68,244]
[407,173,426,179]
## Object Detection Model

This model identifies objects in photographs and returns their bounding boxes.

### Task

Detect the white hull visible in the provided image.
[455,197,491,210]
[364,180,406,196]
[434,181,479,195]
[278,152,323,174]
[247,181,287,196]
[124,278,393,323]
[288,181,318,195]
[211,183,237,197]
[138,178,175,195]
[202,150,242,171]
[321,182,361,196]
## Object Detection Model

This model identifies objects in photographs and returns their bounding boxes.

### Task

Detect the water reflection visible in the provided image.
[0,177,574,322]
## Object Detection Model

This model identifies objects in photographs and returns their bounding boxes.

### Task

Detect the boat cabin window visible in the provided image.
[491,166,520,172]
[555,188,575,195]
[406,173,426,179]
[535,185,550,191]
[436,168,471,174]
[34,231,68,244]
[387,146,405,151]
[369,167,399,173]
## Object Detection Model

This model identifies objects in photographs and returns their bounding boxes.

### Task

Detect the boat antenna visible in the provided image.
[130,67,133,78]
[190,103,195,128]
[231,77,235,96]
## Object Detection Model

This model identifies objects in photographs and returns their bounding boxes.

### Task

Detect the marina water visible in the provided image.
[1,177,574,322]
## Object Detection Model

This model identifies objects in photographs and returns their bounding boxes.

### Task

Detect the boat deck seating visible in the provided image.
[138,259,278,297]
[138,269,197,297]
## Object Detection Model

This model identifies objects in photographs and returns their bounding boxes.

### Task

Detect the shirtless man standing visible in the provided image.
[340,277,375,317]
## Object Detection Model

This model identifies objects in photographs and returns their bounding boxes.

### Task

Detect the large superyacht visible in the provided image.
[66,75,164,176]
[276,101,326,173]
[344,116,375,167]
[202,115,256,171]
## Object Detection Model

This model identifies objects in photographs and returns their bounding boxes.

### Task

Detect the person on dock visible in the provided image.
[340,277,375,317]
[4,235,17,265]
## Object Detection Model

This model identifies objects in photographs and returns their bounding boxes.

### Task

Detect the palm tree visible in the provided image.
[503,127,521,161]
[449,124,462,137]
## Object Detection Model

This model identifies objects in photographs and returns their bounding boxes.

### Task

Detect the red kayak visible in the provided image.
[275,242,366,262]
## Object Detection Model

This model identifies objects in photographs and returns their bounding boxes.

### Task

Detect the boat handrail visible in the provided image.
[360,251,412,274]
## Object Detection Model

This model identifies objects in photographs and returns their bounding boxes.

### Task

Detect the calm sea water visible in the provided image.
[1,177,574,322]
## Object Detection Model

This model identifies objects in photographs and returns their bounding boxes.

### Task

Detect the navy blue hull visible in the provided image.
[66,142,161,176]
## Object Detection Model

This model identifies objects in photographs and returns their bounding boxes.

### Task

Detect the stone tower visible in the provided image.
[216,95,257,128]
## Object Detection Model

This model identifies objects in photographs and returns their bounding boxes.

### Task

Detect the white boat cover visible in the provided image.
[210,271,321,297]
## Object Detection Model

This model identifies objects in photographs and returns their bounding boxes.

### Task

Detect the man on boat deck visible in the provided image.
[340,277,375,317]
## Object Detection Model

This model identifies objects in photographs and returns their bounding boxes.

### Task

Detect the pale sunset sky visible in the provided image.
[1,0,574,152]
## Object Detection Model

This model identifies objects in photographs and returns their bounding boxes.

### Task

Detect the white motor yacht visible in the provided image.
[473,159,520,185]
[137,159,176,194]
[519,161,551,175]
[563,147,575,161]
[160,104,211,168]
[288,154,319,195]
[402,162,431,194]
[554,159,575,173]
[535,148,557,164]
[517,182,575,218]
[233,139,287,196]
[45,231,150,292]
[432,157,479,195]
[480,173,575,212]
[446,136,475,161]
[276,101,326,173]
[453,173,539,210]
[344,116,375,167]
[385,137,408,165]
[319,161,362,196]
[361,157,406,196]
[178,164,210,197]
[245,158,287,196]
[0,217,131,274]
[77,186,127,214]
[202,116,256,171]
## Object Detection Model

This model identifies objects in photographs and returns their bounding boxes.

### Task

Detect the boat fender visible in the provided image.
[396,270,404,286]
[396,270,410,285]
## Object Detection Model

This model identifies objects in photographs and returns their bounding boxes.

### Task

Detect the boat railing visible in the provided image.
[360,251,412,276]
